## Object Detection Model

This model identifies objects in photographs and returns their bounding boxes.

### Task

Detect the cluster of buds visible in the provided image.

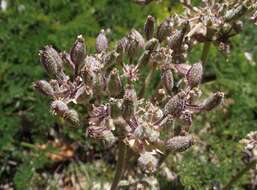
[34,0,256,178]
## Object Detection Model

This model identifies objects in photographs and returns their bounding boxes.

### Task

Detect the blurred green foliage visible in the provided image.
[0,0,257,189]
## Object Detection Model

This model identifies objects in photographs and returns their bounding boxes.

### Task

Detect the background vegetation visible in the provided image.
[0,0,256,189]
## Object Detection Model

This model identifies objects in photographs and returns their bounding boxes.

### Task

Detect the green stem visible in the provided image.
[110,140,128,190]
[201,41,211,65]
[222,159,257,190]
[139,66,155,99]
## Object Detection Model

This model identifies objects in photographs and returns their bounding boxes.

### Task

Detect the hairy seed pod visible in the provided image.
[164,91,186,117]
[39,45,64,79]
[145,38,159,51]
[179,111,192,126]
[74,85,93,105]
[161,69,174,95]
[144,15,155,40]
[107,68,122,97]
[138,152,158,173]
[224,5,247,22]
[186,62,203,88]
[200,92,224,111]
[33,80,54,97]
[127,39,140,59]
[96,29,108,53]
[157,17,173,42]
[165,135,193,152]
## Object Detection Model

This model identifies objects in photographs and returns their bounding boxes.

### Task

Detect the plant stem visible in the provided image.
[110,140,128,190]
[139,66,155,99]
[222,159,257,190]
[201,41,211,65]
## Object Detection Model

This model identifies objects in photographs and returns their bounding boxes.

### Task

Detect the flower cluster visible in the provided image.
[33,0,256,186]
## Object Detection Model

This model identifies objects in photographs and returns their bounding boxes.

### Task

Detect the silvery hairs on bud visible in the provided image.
[200,92,224,111]
[165,135,194,152]
[70,35,86,68]
[144,15,155,40]
[33,80,54,98]
[96,29,108,53]
[39,45,65,80]
[186,62,203,88]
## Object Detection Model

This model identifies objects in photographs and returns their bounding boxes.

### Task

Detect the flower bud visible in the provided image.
[157,17,173,42]
[93,73,107,96]
[186,62,203,88]
[103,50,119,71]
[107,68,122,97]
[144,15,155,40]
[174,64,191,76]
[130,29,145,48]
[65,109,80,126]
[81,64,96,87]
[145,38,159,51]
[96,29,108,53]
[33,80,54,97]
[122,85,137,121]
[138,152,158,173]
[70,35,85,68]
[116,37,128,54]
[165,135,193,152]
[161,69,174,95]
[74,85,93,105]
[39,45,64,79]
[200,92,224,111]
[61,51,75,71]
[164,91,186,117]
